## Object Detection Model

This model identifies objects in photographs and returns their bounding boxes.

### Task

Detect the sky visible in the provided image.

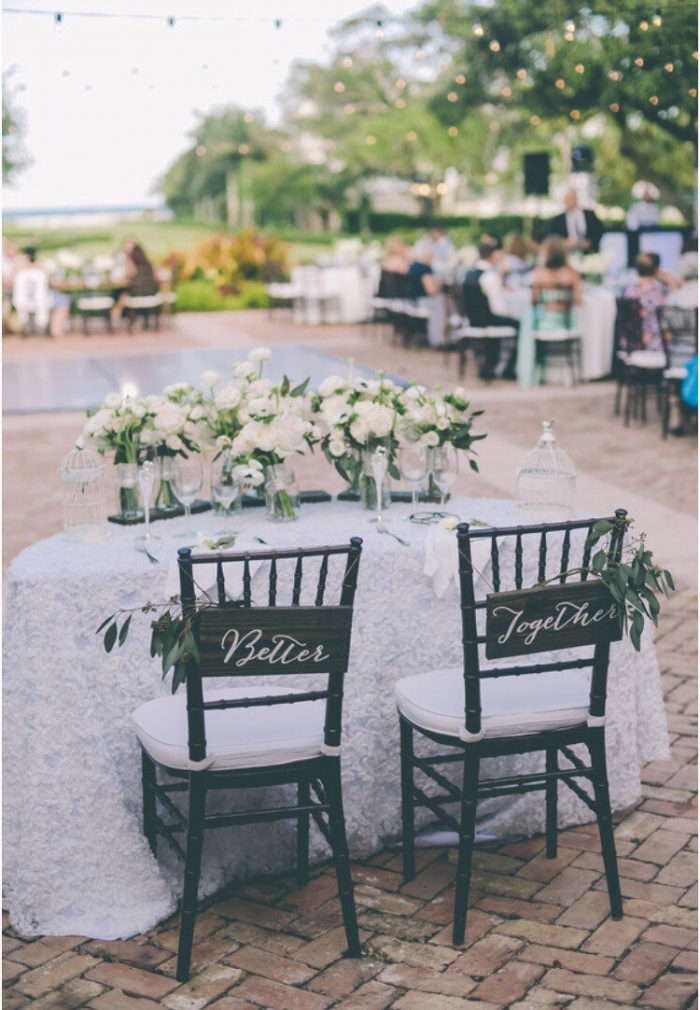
[2,0,416,211]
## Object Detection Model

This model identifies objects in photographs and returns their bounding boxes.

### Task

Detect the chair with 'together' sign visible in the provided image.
[132,538,363,981]
[395,512,629,946]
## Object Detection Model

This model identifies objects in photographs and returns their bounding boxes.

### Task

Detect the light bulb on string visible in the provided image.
[473,20,484,36]
[489,40,501,52]
[375,20,383,38]
[274,19,282,29]
[166,16,175,28]
[54,12,63,34]
[639,20,649,31]
[565,18,575,33]
[652,10,662,26]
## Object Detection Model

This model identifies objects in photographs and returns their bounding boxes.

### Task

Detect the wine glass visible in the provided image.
[136,460,159,542]
[399,443,430,508]
[211,455,241,535]
[172,456,203,539]
[369,445,389,526]
[431,445,459,507]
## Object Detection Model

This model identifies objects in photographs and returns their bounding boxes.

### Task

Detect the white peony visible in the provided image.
[247,378,273,398]
[422,431,440,447]
[328,438,347,457]
[248,346,273,363]
[216,435,233,450]
[402,385,426,402]
[365,403,394,438]
[247,397,275,417]
[152,402,187,435]
[200,370,223,389]
[437,417,451,430]
[103,393,122,409]
[233,361,257,379]
[318,375,348,397]
[214,385,242,411]
[349,417,371,444]
[165,435,183,451]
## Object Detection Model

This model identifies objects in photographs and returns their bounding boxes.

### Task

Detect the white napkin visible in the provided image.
[164,541,263,603]
[423,525,497,599]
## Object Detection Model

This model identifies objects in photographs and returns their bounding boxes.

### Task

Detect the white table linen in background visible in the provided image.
[3,499,669,939]
[503,286,617,383]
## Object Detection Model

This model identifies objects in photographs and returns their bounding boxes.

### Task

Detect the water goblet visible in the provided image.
[211,455,240,536]
[431,445,459,507]
[137,460,159,542]
[399,443,430,508]
[172,456,204,540]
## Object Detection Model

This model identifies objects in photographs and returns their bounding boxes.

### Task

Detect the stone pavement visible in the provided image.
[3,312,697,1008]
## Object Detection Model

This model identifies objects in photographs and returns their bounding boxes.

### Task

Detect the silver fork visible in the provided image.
[376,522,409,547]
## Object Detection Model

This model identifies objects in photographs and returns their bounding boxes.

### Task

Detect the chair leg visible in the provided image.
[399,719,416,883]
[587,731,623,920]
[176,774,208,983]
[141,750,158,857]
[297,778,310,887]
[453,752,480,945]
[323,758,361,957]
[545,747,558,858]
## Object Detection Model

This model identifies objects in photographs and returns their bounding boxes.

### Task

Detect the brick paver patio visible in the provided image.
[3,313,697,1009]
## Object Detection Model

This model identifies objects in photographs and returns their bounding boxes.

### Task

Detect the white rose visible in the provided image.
[216,435,233,450]
[165,435,183,451]
[200,370,222,389]
[153,402,186,434]
[163,382,191,399]
[422,431,440,447]
[247,397,275,417]
[328,438,347,458]
[103,393,122,409]
[214,385,242,411]
[275,414,309,454]
[130,402,147,419]
[247,378,273,397]
[437,417,451,430]
[318,375,348,397]
[233,361,257,379]
[248,347,272,363]
[350,418,370,443]
[189,404,205,421]
[402,385,426,402]
[438,515,460,531]
[365,403,394,438]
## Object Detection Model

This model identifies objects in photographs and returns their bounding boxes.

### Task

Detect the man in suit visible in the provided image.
[549,189,603,254]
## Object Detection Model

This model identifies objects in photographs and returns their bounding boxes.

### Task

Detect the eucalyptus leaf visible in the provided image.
[96,614,116,635]
[104,622,117,653]
[118,615,132,647]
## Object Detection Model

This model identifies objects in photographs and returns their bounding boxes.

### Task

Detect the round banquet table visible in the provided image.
[3,498,669,940]
[501,285,617,385]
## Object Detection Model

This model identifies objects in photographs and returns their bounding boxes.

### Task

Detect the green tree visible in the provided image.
[411,0,697,217]
[2,70,30,185]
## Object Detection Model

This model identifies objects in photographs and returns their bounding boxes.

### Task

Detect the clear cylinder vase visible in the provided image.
[264,464,299,522]
[155,456,180,513]
[115,462,143,520]
[360,452,391,511]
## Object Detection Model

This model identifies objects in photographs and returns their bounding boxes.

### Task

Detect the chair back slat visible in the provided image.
[269,556,278,606]
[515,532,523,589]
[242,558,252,606]
[293,556,303,605]
[216,561,226,606]
[316,553,329,606]
[491,536,501,591]
[559,529,571,583]
[538,531,548,584]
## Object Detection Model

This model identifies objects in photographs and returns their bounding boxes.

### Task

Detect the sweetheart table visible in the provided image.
[3,499,669,939]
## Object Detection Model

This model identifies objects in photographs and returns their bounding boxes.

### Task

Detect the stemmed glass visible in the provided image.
[172,456,203,539]
[399,443,430,508]
[211,455,241,536]
[137,460,159,542]
[369,444,389,525]
[431,445,459,507]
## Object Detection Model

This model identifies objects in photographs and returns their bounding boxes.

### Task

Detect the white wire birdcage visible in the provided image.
[59,442,108,541]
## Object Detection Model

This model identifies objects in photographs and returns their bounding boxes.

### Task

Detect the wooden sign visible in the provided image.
[486,581,622,660]
[198,606,353,677]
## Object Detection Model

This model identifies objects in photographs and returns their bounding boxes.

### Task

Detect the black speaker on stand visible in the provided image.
[523,152,550,196]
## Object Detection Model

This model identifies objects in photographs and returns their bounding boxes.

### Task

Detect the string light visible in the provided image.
[530,115,540,124]
[517,69,527,79]
[501,85,511,96]
[406,130,417,141]
[166,16,175,28]
[418,183,431,196]
[649,95,659,104]
[455,73,466,84]
[473,20,484,36]
[570,109,580,119]
[436,182,447,195]
[53,11,63,32]
[489,121,499,131]
[395,98,406,108]
[555,78,566,89]
[610,102,620,112]
[238,143,250,154]
[489,40,500,52]
[448,126,459,136]
[365,134,376,144]
[689,88,698,97]
[564,32,574,41]
[608,70,621,80]
[344,104,355,114]
[334,81,345,93]
[196,145,207,157]
[565,18,575,32]
[396,79,407,89]
[342,57,353,68]
[639,19,649,30]
[652,10,662,26]
[375,19,383,38]
[447,91,458,101]
[664,63,674,72]
[416,50,426,59]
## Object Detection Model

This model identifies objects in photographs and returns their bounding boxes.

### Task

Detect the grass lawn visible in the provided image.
[3,218,337,266]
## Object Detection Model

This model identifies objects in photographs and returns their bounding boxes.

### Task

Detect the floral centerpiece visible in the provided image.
[397,383,486,472]
[311,367,404,506]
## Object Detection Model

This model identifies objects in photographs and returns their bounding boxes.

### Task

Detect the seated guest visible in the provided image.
[666,255,698,309]
[627,185,660,231]
[530,235,583,325]
[429,226,456,281]
[381,235,410,274]
[549,189,604,254]
[623,253,670,351]
[500,231,532,283]
[462,235,519,378]
[407,238,441,299]
[111,241,159,326]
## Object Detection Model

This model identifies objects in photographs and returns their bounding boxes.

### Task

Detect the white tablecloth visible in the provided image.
[3,499,669,939]
[503,286,617,384]
[291,264,371,324]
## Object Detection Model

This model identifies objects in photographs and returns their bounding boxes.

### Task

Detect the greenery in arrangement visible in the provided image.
[538,514,675,651]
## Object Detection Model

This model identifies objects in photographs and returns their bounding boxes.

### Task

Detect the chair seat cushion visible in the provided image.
[76,296,115,311]
[394,667,590,739]
[664,366,688,380]
[533,329,582,341]
[626,350,667,370]
[133,686,326,771]
[124,295,162,309]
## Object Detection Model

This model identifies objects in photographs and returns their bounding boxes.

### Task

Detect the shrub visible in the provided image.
[173,279,270,312]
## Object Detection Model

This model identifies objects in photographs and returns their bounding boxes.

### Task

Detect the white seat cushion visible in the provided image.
[626,350,666,370]
[76,296,115,311]
[664,366,689,380]
[394,667,590,739]
[133,685,325,771]
[124,295,163,309]
[484,326,517,338]
[534,329,582,341]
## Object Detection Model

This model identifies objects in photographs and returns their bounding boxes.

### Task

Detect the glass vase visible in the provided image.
[264,464,299,522]
[155,456,180,512]
[360,452,391,511]
[115,462,143,520]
